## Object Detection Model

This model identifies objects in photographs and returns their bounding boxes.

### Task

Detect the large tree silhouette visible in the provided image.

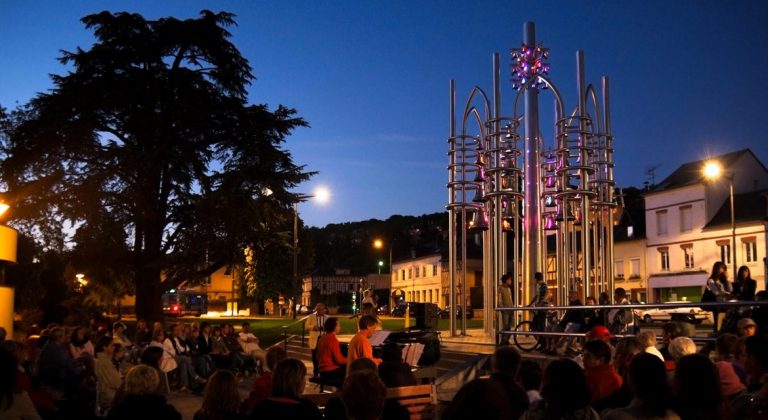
[0,11,311,322]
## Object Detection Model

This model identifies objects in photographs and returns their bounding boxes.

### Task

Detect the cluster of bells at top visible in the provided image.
[511,43,550,90]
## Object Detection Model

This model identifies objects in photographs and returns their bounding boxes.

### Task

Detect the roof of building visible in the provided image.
[651,149,757,193]
[703,189,768,230]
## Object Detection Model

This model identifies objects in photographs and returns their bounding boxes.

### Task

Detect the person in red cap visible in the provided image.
[583,339,623,408]
[586,326,613,343]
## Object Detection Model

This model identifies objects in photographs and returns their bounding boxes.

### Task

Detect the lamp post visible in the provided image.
[704,162,737,281]
[0,199,17,337]
[292,186,331,319]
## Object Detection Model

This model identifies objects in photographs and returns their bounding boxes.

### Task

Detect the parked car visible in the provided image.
[377,305,390,316]
[438,306,474,319]
[391,302,412,317]
[639,303,710,324]
[294,304,311,315]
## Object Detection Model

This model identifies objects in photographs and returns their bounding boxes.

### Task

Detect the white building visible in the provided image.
[391,253,483,308]
[644,149,768,302]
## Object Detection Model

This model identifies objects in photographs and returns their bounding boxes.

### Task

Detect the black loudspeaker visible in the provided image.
[413,302,438,330]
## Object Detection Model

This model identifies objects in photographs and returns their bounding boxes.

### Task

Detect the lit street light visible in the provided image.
[703,161,737,281]
[293,186,331,319]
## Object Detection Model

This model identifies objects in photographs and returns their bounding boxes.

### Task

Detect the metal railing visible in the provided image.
[495,300,768,341]
[281,312,313,351]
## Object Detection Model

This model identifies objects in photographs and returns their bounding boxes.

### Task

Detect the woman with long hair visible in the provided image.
[604,353,679,419]
[194,370,242,420]
[521,358,598,419]
[672,354,728,420]
[249,358,322,419]
[733,265,757,301]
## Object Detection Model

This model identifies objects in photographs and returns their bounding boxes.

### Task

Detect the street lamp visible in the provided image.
[0,198,17,337]
[703,161,737,281]
[292,186,331,319]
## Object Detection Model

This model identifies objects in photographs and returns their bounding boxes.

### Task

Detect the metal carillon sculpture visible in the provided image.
[447,22,616,336]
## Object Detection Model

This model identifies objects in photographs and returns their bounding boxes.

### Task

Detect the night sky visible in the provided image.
[2,1,767,227]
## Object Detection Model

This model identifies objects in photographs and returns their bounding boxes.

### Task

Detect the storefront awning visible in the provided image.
[648,272,707,289]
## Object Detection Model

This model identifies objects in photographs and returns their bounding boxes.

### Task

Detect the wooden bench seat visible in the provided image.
[303,383,436,419]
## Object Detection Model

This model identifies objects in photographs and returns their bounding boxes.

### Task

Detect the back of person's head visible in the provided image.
[629,353,671,416]
[674,354,723,417]
[358,315,378,331]
[265,346,287,371]
[272,358,306,398]
[613,337,643,376]
[614,287,627,299]
[342,370,386,420]
[199,370,240,417]
[95,336,113,354]
[380,342,402,363]
[715,333,738,358]
[125,364,160,395]
[323,317,339,333]
[745,334,768,375]
[492,346,522,376]
[636,331,657,348]
[669,337,696,360]
[757,290,768,301]
[349,357,377,374]
[541,359,591,416]
[661,322,683,340]
[584,339,612,364]
[140,346,164,370]
[517,360,542,392]
[442,378,512,420]
[0,346,17,410]
[48,327,65,343]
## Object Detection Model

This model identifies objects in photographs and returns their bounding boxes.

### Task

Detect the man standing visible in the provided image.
[305,302,327,377]
[497,274,513,344]
[347,315,382,375]
[608,288,633,335]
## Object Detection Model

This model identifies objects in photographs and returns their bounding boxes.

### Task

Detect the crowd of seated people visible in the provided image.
[442,322,768,420]
[4,308,768,420]
[0,319,273,419]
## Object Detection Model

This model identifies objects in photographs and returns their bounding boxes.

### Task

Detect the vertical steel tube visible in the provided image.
[730,181,736,282]
[448,79,457,337]
[577,50,592,299]
[523,22,543,304]
[490,52,503,335]
[603,76,615,296]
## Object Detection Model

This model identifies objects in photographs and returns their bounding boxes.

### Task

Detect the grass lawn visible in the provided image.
[230,316,485,347]
[117,315,484,348]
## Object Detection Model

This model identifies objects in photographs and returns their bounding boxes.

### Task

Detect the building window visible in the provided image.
[349,284,354,291]
[408,268,412,279]
[679,205,692,232]
[415,266,420,278]
[744,238,758,263]
[422,266,427,277]
[401,270,405,281]
[659,248,670,271]
[615,260,624,279]
[630,259,640,278]
[656,210,668,236]
[433,265,438,276]
[682,245,694,269]
[717,240,731,264]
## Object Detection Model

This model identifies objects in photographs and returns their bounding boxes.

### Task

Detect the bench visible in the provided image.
[308,376,340,393]
[304,383,436,420]
[387,384,436,420]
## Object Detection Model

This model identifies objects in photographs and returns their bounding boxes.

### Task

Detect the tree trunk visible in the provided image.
[135,266,163,323]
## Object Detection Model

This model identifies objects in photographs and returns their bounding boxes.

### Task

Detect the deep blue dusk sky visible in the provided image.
[2,1,767,227]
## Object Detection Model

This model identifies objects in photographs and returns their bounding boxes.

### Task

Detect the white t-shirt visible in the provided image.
[238,331,262,353]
